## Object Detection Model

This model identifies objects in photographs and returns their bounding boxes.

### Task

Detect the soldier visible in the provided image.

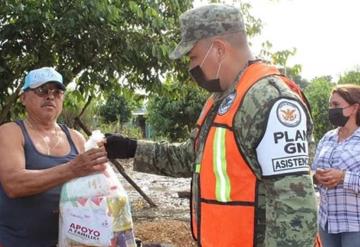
[104,4,318,247]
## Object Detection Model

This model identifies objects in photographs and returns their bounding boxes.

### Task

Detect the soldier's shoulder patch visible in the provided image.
[218,92,236,115]
[276,100,301,127]
[256,98,310,177]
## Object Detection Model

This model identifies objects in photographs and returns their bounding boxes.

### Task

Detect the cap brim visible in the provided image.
[29,81,66,90]
[169,40,197,60]
[22,81,66,93]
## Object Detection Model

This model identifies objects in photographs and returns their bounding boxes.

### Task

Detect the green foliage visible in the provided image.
[60,90,98,128]
[304,76,334,141]
[147,80,209,141]
[259,42,304,82]
[285,67,309,90]
[271,48,297,68]
[338,68,360,85]
[239,2,263,38]
[99,90,141,125]
[0,0,192,123]
[96,121,143,139]
[60,89,143,137]
[291,74,309,90]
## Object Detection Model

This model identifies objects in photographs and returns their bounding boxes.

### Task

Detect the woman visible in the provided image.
[313,84,360,247]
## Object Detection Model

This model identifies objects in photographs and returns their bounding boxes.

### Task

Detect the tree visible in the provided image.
[259,42,306,87]
[147,80,208,141]
[304,76,334,141]
[59,90,98,129]
[338,68,360,85]
[0,0,192,123]
[99,90,141,125]
[291,74,309,90]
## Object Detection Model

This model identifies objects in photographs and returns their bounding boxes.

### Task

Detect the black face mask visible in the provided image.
[328,107,349,127]
[189,65,223,92]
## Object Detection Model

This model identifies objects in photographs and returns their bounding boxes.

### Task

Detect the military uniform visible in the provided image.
[128,4,318,247]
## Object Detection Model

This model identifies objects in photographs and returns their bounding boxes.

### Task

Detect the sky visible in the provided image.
[194,0,360,81]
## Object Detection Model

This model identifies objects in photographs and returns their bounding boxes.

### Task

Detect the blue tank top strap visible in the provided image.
[58,123,79,154]
[15,119,29,140]
[15,120,79,157]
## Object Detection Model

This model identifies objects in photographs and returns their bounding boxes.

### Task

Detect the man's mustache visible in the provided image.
[41,102,56,107]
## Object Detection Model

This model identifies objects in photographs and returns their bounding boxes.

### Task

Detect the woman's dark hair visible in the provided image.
[332,84,360,125]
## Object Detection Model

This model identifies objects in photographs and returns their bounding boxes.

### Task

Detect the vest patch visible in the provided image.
[276,101,301,127]
[218,92,236,115]
[256,98,310,176]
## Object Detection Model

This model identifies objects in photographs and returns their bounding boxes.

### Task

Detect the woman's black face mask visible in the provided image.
[328,107,350,127]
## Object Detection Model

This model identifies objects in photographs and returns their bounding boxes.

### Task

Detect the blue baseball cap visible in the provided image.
[22,67,65,92]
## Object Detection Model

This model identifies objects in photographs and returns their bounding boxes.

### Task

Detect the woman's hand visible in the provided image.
[314,168,345,189]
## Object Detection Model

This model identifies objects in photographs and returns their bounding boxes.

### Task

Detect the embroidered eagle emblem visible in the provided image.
[281,109,296,121]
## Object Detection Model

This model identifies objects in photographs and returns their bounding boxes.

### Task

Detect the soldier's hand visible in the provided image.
[68,147,108,177]
[104,133,137,159]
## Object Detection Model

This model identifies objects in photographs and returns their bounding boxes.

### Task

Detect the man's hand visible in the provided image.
[68,147,108,177]
[104,133,137,159]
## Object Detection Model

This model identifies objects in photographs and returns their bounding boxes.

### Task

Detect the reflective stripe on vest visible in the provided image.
[213,127,231,202]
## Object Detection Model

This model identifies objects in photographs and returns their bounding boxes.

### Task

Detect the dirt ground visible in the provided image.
[115,159,197,247]
[134,219,196,247]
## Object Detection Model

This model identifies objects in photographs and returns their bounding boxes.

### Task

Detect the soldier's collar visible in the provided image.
[212,60,258,102]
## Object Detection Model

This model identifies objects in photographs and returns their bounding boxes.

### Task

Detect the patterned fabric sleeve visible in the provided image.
[133,130,196,178]
[344,171,360,193]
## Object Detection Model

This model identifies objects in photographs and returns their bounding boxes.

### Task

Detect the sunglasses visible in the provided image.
[28,85,65,97]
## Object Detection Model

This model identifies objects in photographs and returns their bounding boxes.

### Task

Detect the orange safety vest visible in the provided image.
[192,62,312,247]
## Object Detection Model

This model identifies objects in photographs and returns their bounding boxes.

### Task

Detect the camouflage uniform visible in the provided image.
[134,4,317,247]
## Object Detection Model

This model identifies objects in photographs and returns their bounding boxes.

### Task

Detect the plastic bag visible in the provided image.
[59,130,136,247]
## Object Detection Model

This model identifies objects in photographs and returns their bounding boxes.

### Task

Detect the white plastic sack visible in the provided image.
[59,130,136,247]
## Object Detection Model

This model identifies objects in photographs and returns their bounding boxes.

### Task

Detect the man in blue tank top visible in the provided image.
[0,67,108,247]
